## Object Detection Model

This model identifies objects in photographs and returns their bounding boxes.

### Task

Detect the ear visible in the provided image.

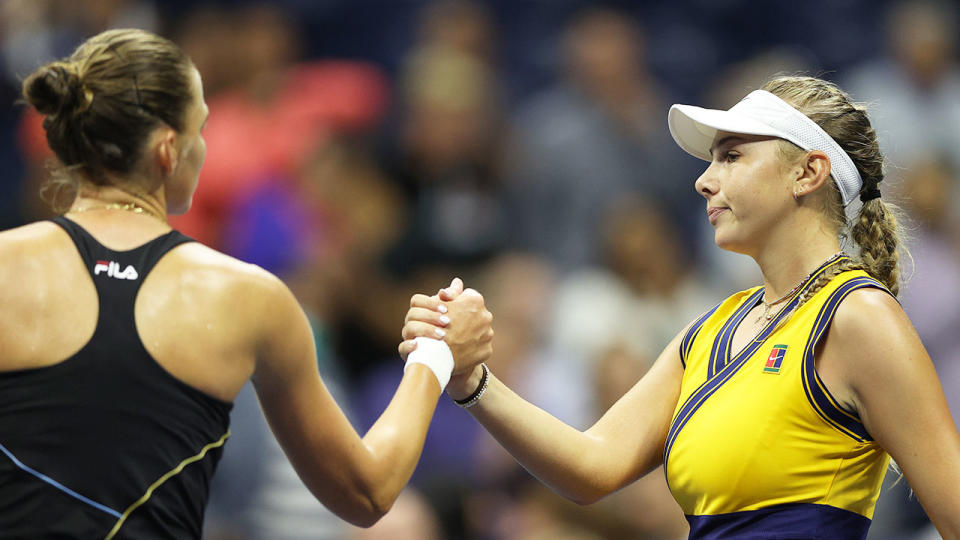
[153,127,179,177]
[793,150,832,199]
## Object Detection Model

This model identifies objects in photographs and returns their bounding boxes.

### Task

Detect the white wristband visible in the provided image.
[404,337,454,390]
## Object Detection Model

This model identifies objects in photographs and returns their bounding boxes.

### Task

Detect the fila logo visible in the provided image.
[94,260,139,280]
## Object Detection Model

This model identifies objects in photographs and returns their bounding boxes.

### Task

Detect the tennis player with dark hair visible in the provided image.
[403,76,960,539]
[0,28,492,538]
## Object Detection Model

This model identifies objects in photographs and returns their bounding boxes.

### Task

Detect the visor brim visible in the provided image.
[668,104,790,161]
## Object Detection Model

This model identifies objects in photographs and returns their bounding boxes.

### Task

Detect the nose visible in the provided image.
[694,162,718,199]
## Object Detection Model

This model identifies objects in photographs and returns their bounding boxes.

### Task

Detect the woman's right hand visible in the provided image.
[399,279,494,377]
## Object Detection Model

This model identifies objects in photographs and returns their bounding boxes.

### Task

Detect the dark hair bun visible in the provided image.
[23,64,86,116]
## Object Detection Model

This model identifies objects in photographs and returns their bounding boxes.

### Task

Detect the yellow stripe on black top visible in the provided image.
[104,430,231,540]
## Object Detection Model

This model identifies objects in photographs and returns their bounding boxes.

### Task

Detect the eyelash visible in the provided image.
[724,152,739,162]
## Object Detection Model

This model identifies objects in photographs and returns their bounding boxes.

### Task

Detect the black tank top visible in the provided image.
[0,217,232,539]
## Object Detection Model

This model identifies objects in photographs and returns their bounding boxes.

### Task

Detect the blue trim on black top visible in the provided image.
[686,502,870,539]
[0,443,122,519]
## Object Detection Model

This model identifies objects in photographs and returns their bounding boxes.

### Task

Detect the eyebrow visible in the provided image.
[709,135,745,156]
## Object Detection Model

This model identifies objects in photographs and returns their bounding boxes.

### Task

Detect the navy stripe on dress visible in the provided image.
[680,303,722,369]
[707,291,761,378]
[686,502,871,540]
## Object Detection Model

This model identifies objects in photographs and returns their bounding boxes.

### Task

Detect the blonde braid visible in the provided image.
[794,258,865,311]
[769,258,863,332]
[851,199,903,295]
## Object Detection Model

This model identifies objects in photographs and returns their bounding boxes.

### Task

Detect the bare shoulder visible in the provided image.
[0,221,68,255]
[158,241,287,297]
[830,286,914,352]
[143,241,298,338]
[0,222,78,287]
[136,241,302,386]
[826,286,926,394]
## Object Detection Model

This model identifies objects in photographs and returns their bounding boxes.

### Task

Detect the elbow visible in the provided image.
[314,482,395,528]
[345,508,388,529]
[553,479,608,506]
[559,474,616,506]
[571,495,600,506]
[364,491,395,526]
[340,499,391,528]
[567,489,604,506]
[344,486,396,528]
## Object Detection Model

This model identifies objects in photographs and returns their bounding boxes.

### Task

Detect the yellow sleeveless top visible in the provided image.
[664,257,890,538]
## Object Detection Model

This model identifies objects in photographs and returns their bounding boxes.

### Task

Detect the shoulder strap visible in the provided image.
[801,274,891,442]
[679,301,721,369]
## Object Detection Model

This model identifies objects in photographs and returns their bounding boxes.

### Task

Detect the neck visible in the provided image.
[70,184,168,224]
[753,220,841,301]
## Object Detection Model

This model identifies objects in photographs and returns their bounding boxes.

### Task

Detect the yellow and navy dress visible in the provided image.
[664,256,891,539]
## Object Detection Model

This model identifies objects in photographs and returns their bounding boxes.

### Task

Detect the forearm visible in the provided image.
[459,370,616,504]
[273,366,441,527]
[355,365,441,514]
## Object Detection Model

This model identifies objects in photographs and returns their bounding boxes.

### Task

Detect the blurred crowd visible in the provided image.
[2,0,960,539]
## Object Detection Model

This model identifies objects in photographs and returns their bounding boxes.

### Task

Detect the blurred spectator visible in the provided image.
[223,134,411,379]
[172,6,241,98]
[897,155,960,427]
[383,0,509,281]
[843,0,960,176]
[5,1,957,538]
[169,4,389,248]
[1,0,159,80]
[417,0,496,65]
[550,197,723,371]
[505,6,699,273]
[476,253,586,428]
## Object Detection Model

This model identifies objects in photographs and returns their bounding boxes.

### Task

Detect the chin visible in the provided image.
[714,232,753,256]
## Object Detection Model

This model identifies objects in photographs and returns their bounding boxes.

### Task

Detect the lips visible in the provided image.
[707,207,728,224]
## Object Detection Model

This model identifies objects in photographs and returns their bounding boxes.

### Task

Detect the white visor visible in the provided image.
[668,90,863,206]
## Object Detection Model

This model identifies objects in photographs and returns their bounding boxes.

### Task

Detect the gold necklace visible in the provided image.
[70,202,165,222]
[756,251,844,323]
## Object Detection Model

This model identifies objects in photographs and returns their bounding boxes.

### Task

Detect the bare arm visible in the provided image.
[825,289,960,539]
[251,277,490,527]
[402,292,685,505]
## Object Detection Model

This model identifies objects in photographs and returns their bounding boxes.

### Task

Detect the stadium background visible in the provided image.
[2,1,959,538]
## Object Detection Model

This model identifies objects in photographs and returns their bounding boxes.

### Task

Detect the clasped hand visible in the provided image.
[399,278,493,377]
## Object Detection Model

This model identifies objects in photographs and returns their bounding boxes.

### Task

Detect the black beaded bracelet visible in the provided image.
[453,363,489,409]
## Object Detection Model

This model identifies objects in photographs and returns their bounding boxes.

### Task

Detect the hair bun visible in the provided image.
[23,63,87,116]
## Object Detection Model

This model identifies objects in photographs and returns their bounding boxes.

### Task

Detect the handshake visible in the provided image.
[397,278,494,402]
